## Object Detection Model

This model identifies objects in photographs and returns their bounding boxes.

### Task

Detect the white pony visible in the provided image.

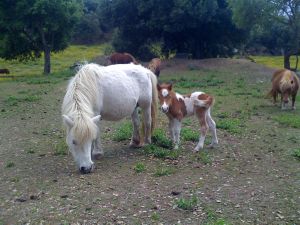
[62,63,158,174]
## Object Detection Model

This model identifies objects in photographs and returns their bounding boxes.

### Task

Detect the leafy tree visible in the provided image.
[229,0,300,70]
[72,0,109,44]
[0,0,82,74]
[100,0,244,60]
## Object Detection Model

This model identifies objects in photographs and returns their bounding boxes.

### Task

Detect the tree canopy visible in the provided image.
[100,0,245,60]
[0,0,82,74]
[229,0,300,70]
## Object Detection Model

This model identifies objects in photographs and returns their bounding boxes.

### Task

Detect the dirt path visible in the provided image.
[0,59,299,224]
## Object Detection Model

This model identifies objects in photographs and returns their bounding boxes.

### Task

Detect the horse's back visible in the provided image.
[98,64,154,120]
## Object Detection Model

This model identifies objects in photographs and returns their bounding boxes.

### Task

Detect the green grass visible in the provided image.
[152,128,173,149]
[4,95,41,106]
[181,128,199,142]
[216,118,242,134]
[176,195,198,210]
[273,114,300,128]
[197,151,213,164]
[292,149,300,159]
[203,209,232,225]
[6,162,15,168]
[53,140,68,156]
[143,144,180,160]
[154,167,174,177]
[251,55,298,69]
[151,212,160,221]
[113,121,132,141]
[0,44,106,78]
[134,162,146,173]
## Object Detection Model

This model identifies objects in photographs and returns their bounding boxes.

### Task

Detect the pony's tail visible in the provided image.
[150,73,158,134]
[140,72,158,143]
[194,96,214,108]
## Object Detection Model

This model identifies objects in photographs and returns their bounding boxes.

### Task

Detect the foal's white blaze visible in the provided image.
[162,89,169,97]
[162,101,169,112]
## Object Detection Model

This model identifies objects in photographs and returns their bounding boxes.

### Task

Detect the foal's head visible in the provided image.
[157,83,175,113]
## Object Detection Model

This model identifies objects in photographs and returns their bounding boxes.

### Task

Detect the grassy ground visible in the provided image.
[0,44,107,78]
[0,55,299,224]
[251,55,298,69]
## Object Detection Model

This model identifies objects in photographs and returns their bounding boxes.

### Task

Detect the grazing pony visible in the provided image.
[268,69,299,110]
[62,63,158,174]
[157,83,218,152]
[109,52,138,65]
[0,68,10,74]
[147,58,161,77]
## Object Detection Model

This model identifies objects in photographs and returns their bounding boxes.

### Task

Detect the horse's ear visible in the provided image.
[92,115,101,124]
[63,115,74,128]
[167,83,173,90]
[157,83,161,91]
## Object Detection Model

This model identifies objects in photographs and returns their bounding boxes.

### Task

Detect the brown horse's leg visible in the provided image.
[272,90,277,104]
[292,94,297,110]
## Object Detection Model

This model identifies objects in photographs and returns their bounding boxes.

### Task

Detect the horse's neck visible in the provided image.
[169,95,187,119]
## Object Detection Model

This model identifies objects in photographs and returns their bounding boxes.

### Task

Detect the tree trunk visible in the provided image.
[44,48,51,75]
[284,53,291,70]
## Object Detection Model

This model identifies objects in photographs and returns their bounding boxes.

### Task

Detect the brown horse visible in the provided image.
[268,69,299,110]
[0,68,10,74]
[109,52,138,65]
[147,58,161,77]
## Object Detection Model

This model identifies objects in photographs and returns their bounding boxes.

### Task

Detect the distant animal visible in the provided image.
[62,63,158,174]
[268,69,299,110]
[147,58,161,77]
[109,52,138,65]
[157,83,218,151]
[0,69,10,74]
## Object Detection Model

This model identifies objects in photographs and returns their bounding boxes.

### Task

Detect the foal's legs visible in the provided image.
[194,108,208,152]
[169,118,181,149]
[130,107,141,147]
[206,108,218,148]
[169,118,175,144]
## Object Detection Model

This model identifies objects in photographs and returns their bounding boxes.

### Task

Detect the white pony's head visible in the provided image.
[63,114,101,174]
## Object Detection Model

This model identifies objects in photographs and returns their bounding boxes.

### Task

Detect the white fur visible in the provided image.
[163,91,218,151]
[62,63,157,172]
[176,93,184,101]
[162,89,169,97]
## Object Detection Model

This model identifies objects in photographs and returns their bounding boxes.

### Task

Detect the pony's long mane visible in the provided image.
[62,64,101,144]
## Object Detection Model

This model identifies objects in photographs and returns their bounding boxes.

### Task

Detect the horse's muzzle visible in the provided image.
[79,164,94,174]
[161,106,169,113]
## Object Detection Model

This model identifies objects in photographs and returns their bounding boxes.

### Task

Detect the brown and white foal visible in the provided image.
[157,83,218,152]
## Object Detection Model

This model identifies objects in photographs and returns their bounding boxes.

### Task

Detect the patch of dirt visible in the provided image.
[0,58,299,224]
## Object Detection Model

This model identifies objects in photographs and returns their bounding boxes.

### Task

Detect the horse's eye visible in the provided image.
[72,140,77,145]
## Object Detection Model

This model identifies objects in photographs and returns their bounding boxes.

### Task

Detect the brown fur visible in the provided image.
[157,83,186,120]
[109,52,138,65]
[157,83,218,151]
[147,58,161,77]
[268,69,299,109]
[0,68,10,74]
